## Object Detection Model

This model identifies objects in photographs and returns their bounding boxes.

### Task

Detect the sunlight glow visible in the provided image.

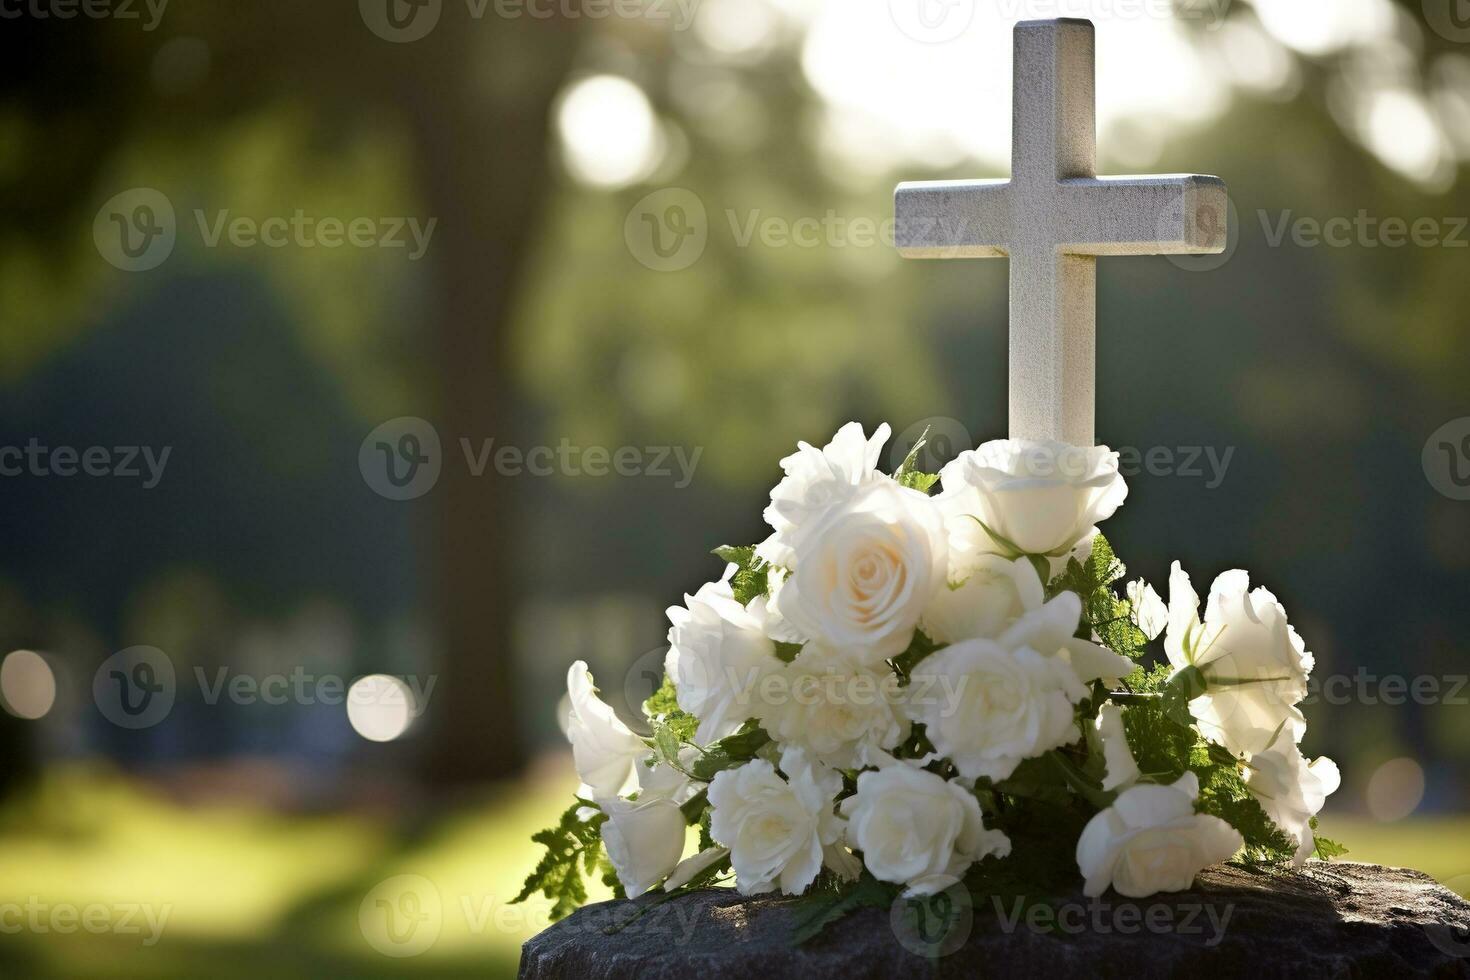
[1361,88,1446,185]
[557,75,663,189]
[694,0,780,57]
[1249,0,1395,57]
[798,2,1228,174]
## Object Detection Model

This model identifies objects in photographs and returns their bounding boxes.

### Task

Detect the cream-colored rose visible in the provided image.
[907,636,1088,783]
[841,760,1010,895]
[920,555,1045,645]
[565,661,648,803]
[936,439,1127,569]
[1245,742,1340,866]
[757,422,891,568]
[1076,772,1243,898]
[600,796,688,898]
[707,749,851,896]
[754,642,908,769]
[1165,563,1313,757]
[773,479,947,659]
[666,572,780,744]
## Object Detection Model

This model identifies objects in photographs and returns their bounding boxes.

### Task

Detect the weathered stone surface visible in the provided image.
[519,863,1470,979]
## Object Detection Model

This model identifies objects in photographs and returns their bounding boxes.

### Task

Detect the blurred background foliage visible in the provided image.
[1,0,1470,975]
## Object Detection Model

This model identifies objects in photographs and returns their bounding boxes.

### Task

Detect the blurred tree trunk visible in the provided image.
[398,20,582,787]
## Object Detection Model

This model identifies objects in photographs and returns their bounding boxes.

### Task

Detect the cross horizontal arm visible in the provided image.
[894,179,1010,258]
[1056,174,1227,256]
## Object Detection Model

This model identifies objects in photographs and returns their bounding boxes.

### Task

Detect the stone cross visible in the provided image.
[895,18,1227,447]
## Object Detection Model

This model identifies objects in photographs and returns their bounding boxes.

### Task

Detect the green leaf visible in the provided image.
[689,722,772,781]
[1048,534,1148,661]
[643,673,698,743]
[712,544,771,606]
[891,629,940,680]
[773,641,803,663]
[1310,821,1349,860]
[514,800,609,920]
[790,873,899,945]
[897,469,940,493]
[712,544,757,566]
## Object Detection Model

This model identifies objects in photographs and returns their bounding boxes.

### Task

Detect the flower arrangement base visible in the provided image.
[519,863,1470,980]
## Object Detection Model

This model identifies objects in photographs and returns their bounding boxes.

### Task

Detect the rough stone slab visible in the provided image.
[519,863,1470,979]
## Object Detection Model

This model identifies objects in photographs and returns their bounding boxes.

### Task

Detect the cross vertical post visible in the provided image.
[894,18,1228,448]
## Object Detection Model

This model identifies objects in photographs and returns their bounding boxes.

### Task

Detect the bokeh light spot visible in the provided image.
[346,674,415,743]
[0,649,56,720]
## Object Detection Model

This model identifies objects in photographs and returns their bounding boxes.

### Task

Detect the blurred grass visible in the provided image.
[0,760,608,980]
[0,764,1464,979]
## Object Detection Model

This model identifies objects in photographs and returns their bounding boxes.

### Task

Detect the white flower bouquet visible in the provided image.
[516,423,1342,931]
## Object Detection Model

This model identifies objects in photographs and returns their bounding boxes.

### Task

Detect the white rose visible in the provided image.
[1165,563,1313,757]
[772,479,947,659]
[1245,742,1341,866]
[1126,578,1168,641]
[907,636,1088,783]
[937,439,1127,568]
[841,761,1010,895]
[754,643,908,769]
[998,590,1134,684]
[600,796,688,898]
[756,421,891,568]
[666,573,780,744]
[1094,703,1140,792]
[566,661,648,803]
[921,555,1044,645]
[1076,772,1243,898]
[707,749,851,896]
